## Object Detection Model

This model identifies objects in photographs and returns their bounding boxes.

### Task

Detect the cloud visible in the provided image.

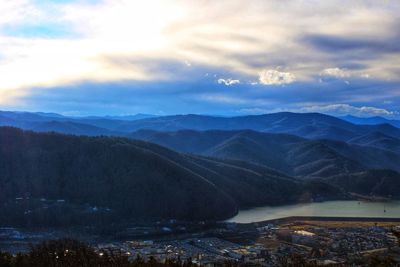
[320,67,373,81]
[0,1,40,27]
[321,68,349,78]
[238,103,397,118]
[13,77,400,118]
[299,104,397,117]
[199,94,248,104]
[0,0,399,113]
[217,78,240,86]
[304,33,400,54]
[258,69,296,85]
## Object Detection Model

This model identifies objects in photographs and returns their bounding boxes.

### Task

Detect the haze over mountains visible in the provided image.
[2,111,400,141]
[341,115,400,128]
[0,110,400,225]
[116,112,400,142]
[129,130,400,177]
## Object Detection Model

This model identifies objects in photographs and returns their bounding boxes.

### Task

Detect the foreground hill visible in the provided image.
[130,130,400,178]
[0,127,341,226]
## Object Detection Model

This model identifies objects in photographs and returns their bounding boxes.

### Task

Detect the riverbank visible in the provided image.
[242,216,400,227]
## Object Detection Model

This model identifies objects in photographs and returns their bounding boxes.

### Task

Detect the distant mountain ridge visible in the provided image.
[341,115,400,128]
[0,111,157,136]
[2,110,400,162]
[1,111,400,142]
[119,112,400,141]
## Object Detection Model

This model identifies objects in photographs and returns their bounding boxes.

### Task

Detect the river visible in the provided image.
[227,200,400,223]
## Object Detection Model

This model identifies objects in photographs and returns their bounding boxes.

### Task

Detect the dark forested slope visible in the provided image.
[327,169,400,198]
[0,127,340,226]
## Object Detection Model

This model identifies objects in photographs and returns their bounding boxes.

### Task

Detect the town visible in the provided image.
[91,217,400,266]
[2,217,400,266]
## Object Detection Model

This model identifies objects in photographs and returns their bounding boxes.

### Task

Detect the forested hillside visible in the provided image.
[0,127,341,226]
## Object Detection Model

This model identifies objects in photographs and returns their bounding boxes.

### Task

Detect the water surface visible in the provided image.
[227,201,400,223]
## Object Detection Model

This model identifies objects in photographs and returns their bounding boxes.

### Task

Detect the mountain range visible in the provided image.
[341,115,400,128]
[117,112,400,141]
[0,110,400,225]
[2,111,400,142]
[129,129,400,177]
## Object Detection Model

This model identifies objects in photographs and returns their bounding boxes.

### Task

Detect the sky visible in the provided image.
[0,0,399,117]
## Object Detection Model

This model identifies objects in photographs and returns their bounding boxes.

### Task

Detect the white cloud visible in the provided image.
[217,78,240,86]
[199,94,248,104]
[258,69,296,85]
[321,68,373,80]
[299,104,397,117]
[0,1,39,26]
[321,68,350,78]
[238,103,398,118]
